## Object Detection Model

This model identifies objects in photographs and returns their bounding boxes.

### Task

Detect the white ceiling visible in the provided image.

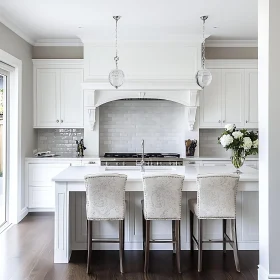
[0,0,257,45]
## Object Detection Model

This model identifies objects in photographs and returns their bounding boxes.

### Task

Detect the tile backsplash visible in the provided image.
[37,128,84,156]
[99,100,186,155]
[199,129,231,158]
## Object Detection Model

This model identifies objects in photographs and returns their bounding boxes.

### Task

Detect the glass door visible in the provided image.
[0,69,7,228]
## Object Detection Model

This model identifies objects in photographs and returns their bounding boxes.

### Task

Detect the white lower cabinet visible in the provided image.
[29,186,55,209]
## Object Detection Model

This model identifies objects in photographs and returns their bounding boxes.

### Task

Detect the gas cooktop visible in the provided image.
[103,153,180,158]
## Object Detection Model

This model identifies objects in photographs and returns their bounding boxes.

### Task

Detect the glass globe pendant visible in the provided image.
[109,16,125,89]
[196,16,212,89]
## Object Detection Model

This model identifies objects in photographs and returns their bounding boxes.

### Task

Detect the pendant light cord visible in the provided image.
[114,17,119,69]
[201,17,206,69]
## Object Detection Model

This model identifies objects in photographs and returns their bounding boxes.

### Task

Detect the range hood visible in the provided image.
[82,40,204,131]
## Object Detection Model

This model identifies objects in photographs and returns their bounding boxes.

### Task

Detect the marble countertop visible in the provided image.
[52,165,258,183]
[183,157,258,161]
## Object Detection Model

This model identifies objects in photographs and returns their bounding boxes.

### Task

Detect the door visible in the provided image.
[199,69,223,127]
[244,69,258,128]
[60,69,84,127]
[36,69,60,127]
[222,69,245,128]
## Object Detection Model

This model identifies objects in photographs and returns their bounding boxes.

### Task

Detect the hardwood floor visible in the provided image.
[0,214,259,280]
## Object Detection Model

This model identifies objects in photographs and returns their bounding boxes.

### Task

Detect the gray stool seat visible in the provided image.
[189,174,240,273]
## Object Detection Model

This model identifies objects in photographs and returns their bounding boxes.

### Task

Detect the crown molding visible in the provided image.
[206,59,258,69]
[0,15,35,45]
[34,38,84,47]
[206,40,258,48]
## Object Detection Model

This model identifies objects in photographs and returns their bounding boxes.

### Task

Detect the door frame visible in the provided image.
[0,49,23,224]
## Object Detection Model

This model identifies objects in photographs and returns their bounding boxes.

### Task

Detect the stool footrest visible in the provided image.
[92,238,120,243]
[149,239,175,243]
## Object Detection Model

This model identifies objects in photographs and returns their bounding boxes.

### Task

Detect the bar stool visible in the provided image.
[85,174,127,274]
[142,174,184,273]
[188,174,240,272]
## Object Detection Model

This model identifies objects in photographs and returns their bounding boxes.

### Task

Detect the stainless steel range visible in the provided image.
[100,153,183,166]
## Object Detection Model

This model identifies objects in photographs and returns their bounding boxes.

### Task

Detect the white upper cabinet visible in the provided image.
[200,60,258,129]
[244,69,258,128]
[199,69,222,127]
[222,69,245,127]
[60,69,84,127]
[36,69,60,127]
[33,60,84,128]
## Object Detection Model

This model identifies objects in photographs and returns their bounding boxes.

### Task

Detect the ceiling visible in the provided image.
[0,0,257,45]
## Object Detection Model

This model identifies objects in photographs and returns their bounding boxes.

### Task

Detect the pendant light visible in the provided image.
[196,16,212,89]
[109,16,125,89]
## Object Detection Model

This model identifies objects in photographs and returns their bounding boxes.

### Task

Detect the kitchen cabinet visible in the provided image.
[199,60,258,129]
[244,69,258,128]
[33,60,84,128]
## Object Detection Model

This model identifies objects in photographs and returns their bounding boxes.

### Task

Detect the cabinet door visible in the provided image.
[199,69,223,128]
[244,69,258,128]
[60,69,84,127]
[222,69,245,128]
[35,69,60,127]
[29,187,54,209]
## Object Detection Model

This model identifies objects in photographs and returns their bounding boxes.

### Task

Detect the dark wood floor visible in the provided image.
[0,214,258,280]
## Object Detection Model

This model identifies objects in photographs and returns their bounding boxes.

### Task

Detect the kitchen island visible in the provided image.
[52,165,259,263]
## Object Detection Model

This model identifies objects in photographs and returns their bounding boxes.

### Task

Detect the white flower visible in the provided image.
[232,131,243,139]
[225,124,235,132]
[243,137,252,150]
[220,134,234,148]
[253,139,258,148]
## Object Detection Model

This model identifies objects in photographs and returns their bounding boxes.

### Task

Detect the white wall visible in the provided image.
[0,23,35,213]
[99,100,191,156]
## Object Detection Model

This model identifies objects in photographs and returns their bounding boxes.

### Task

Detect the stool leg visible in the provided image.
[231,219,240,272]
[172,220,176,254]
[175,220,181,273]
[144,220,150,273]
[190,210,194,252]
[142,212,146,251]
[119,220,125,274]
[198,219,203,272]
[87,220,92,274]
[223,219,227,254]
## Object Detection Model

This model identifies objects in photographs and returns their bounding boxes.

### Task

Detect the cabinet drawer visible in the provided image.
[184,161,201,167]
[28,163,69,186]
[28,186,54,208]
[202,161,231,167]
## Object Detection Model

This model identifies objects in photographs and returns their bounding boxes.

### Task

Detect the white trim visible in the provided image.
[0,49,22,224]
[19,207,28,221]
[0,15,34,45]
[206,40,258,48]
[206,59,258,69]
[32,59,84,67]
[258,265,280,280]
[34,39,83,47]
[28,208,54,212]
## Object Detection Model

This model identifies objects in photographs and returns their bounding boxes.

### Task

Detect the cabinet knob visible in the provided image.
[223,120,225,123]
[56,120,59,123]
[246,120,248,123]
[218,120,221,123]
[61,120,63,123]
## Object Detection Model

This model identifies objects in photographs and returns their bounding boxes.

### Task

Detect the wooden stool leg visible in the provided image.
[198,219,203,272]
[190,210,194,252]
[231,219,240,272]
[119,220,125,273]
[87,220,92,274]
[223,219,227,254]
[144,220,150,273]
[175,220,181,273]
[172,220,176,254]
[142,212,146,251]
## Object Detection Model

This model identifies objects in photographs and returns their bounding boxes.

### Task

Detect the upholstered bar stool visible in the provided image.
[142,174,184,273]
[84,174,127,274]
[188,174,240,272]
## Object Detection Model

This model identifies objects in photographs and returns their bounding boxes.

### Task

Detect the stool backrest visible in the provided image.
[85,173,127,220]
[197,174,239,219]
[142,174,184,220]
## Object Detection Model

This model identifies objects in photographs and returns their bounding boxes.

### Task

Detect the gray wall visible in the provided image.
[0,22,35,212]
[32,46,257,59]
[32,46,83,59]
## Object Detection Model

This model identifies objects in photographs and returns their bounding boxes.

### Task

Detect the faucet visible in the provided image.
[140,139,145,171]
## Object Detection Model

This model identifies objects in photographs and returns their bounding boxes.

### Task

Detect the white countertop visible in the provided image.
[52,165,258,183]
[183,157,258,161]
[25,155,100,162]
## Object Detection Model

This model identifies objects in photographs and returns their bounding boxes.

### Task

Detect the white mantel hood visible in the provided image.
[82,41,203,130]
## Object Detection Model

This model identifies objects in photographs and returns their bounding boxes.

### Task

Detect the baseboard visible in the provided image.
[71,241,259,251]
[28,208,54,212]
[18,207,28,222]
[258,265,280,280]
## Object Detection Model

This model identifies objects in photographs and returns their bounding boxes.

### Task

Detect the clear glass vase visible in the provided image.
[231,150,246,174]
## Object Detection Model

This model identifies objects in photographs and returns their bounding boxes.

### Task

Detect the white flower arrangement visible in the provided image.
[218,124,258,157]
